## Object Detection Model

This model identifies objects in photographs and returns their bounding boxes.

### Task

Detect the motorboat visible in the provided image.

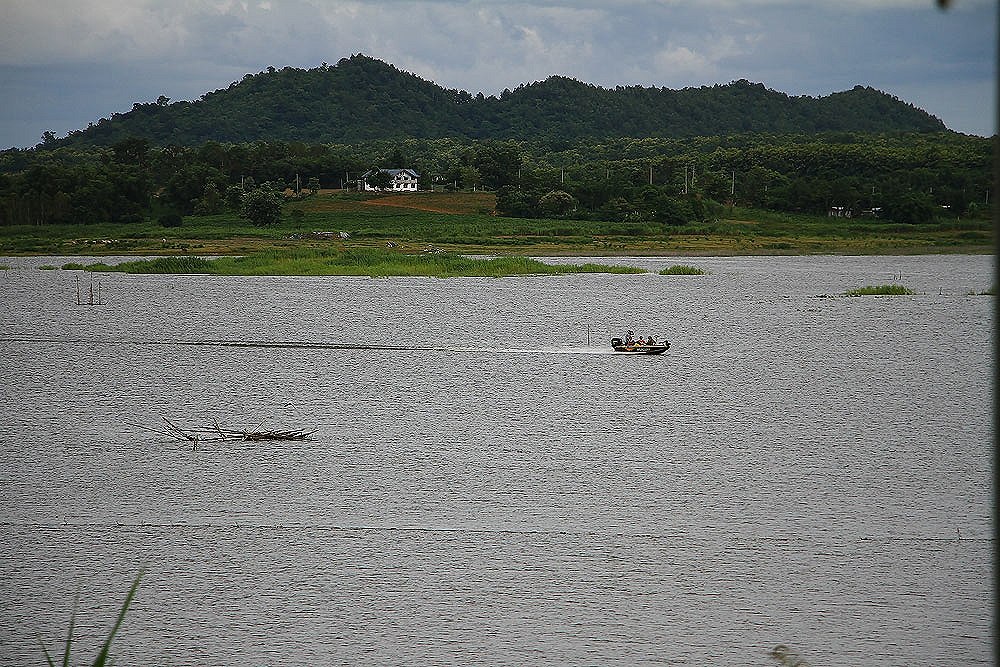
[611,336,669,355]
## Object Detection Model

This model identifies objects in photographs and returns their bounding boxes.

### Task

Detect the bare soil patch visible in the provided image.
[361,192,496,215]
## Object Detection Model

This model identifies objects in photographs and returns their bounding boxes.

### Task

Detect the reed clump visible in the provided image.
[63,248,646,277]
[659,264,707,275]
[65,256,216,274]
[845,284,914,296]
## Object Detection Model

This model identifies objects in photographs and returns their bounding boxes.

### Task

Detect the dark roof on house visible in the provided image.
[362,168,420,178]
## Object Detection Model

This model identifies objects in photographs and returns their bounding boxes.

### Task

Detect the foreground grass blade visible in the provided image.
[38,592,78,667]
[61,594,77,667]
[91,569,144,667]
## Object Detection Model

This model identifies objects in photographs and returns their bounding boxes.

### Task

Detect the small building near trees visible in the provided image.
[360,168,420,192]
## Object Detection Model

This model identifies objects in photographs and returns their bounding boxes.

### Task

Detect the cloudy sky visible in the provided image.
[0,0,994,148]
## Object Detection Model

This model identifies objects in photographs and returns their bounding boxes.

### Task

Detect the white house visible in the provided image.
[360,168,420,192]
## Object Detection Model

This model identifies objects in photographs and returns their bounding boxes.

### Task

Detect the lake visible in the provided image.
[0,254,993,666]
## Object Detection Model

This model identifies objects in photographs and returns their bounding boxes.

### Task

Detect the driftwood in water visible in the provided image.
[126,417,316,446]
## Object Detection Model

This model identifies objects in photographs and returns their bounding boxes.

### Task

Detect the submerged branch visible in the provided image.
[128,418,316,443]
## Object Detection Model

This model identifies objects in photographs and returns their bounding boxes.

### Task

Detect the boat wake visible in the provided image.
[5,337,619,355]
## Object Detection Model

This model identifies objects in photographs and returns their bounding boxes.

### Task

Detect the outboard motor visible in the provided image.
[610,337,622,347]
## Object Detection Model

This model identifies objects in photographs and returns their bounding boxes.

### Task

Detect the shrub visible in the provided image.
[158,212,183,227]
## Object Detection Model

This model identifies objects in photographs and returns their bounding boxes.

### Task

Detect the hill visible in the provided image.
[48,54,946,148]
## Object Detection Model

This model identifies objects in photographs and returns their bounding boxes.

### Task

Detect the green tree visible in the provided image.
[240,186,283,226]
[458,166,481,190]
[161,164,226,215]
[472,141,521,189]
[111,137,150,166]
[884,192,937,224]
[634,186,689,225]
[697,170,731,202]
[597,196,634,222]
[193,181,223,215]
[740,166,784,208]
[365,168,392,190]
[538,190,576,217]
[495,185,540,217]
[224,185,245,211]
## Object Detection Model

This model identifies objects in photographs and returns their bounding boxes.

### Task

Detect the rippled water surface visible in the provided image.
[0,254,993,666]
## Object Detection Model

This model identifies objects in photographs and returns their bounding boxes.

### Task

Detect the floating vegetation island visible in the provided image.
[63,248,646,277]
[845,284,915,296]
[659,264,708,275]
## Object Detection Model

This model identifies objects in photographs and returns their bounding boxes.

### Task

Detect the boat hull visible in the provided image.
[614,345,667,354]
[611,342,669,355]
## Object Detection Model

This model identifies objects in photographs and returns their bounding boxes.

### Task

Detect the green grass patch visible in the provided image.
[2,195,993,257]
[659,264,708,275]
[64,247,647,277]
[67,256,217,274]
[845,284,915,296]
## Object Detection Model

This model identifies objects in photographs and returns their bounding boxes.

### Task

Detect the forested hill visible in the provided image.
[48,54,946,148]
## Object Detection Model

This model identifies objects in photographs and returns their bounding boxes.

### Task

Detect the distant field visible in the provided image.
[0,191,992,257]
[307,191,495,215]
[360,191,495,215]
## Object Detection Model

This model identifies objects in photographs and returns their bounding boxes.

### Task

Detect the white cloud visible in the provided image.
[653,46,713,79]
[0,0,993,146]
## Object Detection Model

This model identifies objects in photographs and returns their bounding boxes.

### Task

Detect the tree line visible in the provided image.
[38,54,946,150]
[0,131,991,227]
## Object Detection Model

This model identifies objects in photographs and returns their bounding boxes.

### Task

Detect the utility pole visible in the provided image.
[731,171,735,196]
[649,165,653,186]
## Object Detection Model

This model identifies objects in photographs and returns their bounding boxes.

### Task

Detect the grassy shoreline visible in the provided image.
[0,191,993,257]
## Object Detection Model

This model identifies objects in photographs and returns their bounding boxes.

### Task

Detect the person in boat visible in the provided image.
[625,330,635,345]
[646,336,656,345]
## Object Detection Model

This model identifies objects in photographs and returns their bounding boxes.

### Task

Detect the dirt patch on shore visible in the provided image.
[361,192,496,215]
